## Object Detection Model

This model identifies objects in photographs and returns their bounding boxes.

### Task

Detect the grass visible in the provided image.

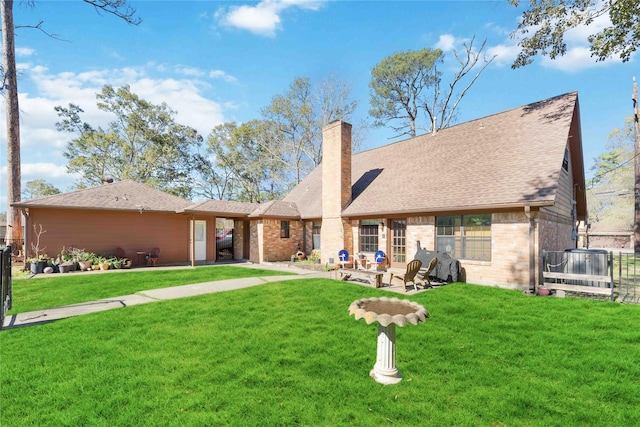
[2,279,640,426]
[7,265,293,314]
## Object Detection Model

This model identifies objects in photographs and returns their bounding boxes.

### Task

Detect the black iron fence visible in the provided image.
[1,245,13,330]
[542,249,640,304]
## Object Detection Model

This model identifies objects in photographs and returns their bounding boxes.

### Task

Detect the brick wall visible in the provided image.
[256,219,304,262]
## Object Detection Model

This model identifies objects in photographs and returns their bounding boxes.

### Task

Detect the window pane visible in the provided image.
[312,221,321,249]
[392,219,406,263]
[436,214,491,261]
[359,219,379,252]
[280,221,290,238]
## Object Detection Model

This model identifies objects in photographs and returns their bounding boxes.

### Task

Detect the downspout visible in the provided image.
[190,214,196,267]
[524,206,536,293]
[301,220,306,255]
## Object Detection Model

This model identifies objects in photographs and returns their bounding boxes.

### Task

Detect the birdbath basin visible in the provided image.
[349,297,429,384]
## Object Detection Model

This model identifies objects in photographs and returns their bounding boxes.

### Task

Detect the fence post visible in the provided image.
[1,245,12,330]
[609,251,614,302]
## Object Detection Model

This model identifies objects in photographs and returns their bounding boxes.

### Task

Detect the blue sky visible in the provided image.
[0,0,636,205]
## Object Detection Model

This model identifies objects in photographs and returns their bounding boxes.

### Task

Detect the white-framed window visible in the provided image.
[359,219,379,252]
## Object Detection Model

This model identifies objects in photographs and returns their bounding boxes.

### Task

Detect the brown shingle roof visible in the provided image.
[285,92,583,218]
[181,200,260,217]
[248,200,300,218]
[12,180,192,213]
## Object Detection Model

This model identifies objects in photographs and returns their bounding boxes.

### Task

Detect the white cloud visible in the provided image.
[15,47,35,57]
[216,0,325,37]
[0,61,233,192]
[22,163,71,179]
[486,42,521,67]
[209,69,237,83]
[540,46,618,72]
[435,34,456,52]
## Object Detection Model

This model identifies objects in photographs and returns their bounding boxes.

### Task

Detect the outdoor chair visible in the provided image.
[147,247,160,267]
[393,259,423,292]
[420,257,438,289]
[338,249,353,269]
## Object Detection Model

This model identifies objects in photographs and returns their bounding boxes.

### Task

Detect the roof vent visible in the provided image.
[103,178,114,184]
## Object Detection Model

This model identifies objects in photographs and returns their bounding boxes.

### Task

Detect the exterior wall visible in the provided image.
[302,221,316,258]
[538,209,574,252]
[369,212,534,288]
[539,141,578,252]
[233,219,243,260]
[406,216,433,258]
[464,212,531,288]
[251,220,263,263]
[257,219,304,262]
[26,208,190,266]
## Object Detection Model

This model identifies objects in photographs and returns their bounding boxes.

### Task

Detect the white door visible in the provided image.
[194,220,207,261]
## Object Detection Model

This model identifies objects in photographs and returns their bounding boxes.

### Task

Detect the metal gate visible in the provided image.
[615,252,640,304]
[1,245,13,330]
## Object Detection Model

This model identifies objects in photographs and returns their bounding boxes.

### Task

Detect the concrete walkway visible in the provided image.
[2,262,427,329]
[2,263,330,329]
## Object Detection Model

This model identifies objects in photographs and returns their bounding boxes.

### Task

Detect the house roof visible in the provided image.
[285,91,585,219]
[181,200,260,217]
[247,200,300,218]
[12,180,192,213]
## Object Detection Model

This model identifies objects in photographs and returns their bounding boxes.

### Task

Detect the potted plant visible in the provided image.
[537,286,551,296]
[28,223,48,274]
[98,256,111,271]
[76,250,94,271]
[58,247,77,272]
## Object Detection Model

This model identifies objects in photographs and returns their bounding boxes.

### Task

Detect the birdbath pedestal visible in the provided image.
[349,297,429,385]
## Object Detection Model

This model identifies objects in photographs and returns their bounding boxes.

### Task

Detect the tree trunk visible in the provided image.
[2,0,23,248]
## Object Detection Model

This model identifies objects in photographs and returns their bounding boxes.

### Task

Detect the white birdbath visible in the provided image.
[348,296,429,385]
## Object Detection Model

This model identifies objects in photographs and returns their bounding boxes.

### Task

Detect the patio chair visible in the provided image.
[370,250,386,271]
[338,249,353,269]
[420,257,438,289]
[147,247,160,267]
[393,259,423,292]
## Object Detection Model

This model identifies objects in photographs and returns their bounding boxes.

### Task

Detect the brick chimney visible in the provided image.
[321,120,352,265]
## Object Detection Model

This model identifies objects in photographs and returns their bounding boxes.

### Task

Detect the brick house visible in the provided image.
[14,92,586,288]
[284,91,587,289]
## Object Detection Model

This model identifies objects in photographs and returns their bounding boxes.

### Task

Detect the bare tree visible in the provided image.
[369,36,495,138]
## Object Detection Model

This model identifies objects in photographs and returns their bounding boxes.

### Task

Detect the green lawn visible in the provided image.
[2,280,640,426]
[8,265,294,314]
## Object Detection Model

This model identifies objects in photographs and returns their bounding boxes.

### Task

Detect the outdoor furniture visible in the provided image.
[390,259,423,292]
[355,253,368,270]
[413,247,461,283]
[368,250,386,271]
[338,268,384,288]
[420,257,438,288]
[147,247,160,267]
[338,249,353,269]
[136,251,147,267]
